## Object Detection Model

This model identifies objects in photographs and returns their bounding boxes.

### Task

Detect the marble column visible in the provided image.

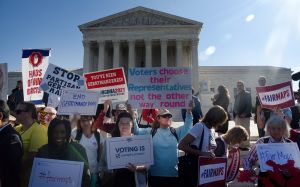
[97,40,105,71]
[83,41,91,73]
[145,39,152,67]
[176,39,183,67]
[128,40,135,67]
[113,40,120,68]
[160,39,168,67]
[192,39,199,92]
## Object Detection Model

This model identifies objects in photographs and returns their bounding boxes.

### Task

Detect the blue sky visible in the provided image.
[0,0,299,76]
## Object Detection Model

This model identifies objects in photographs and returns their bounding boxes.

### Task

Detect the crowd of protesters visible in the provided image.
[1,76,300,187]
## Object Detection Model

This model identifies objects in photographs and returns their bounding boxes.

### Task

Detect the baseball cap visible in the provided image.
[157,109,172,117]
[115,103,127,111]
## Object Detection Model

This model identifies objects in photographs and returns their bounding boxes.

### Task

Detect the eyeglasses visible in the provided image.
[160,114,172,118]
[80,117,93,121]
[46,113,56,116]
[15,109,28,115]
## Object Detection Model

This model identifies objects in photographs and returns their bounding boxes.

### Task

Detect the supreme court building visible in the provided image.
[5,7,293,118]
[78,6,202,91]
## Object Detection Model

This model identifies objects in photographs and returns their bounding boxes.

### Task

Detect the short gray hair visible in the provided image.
[265,115,290,138]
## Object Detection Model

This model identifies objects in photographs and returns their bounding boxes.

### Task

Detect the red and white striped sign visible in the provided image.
[256,81,295,109]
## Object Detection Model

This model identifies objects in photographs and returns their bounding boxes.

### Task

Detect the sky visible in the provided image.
[0,0,299,88]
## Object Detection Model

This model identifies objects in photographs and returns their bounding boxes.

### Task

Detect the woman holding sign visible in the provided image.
[36,118,91,187]
[102,112,148,187]
[178,105,228,187]
[243,115,292,186]
[134,105,193,187]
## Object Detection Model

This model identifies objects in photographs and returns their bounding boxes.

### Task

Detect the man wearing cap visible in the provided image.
[0,100,23,187]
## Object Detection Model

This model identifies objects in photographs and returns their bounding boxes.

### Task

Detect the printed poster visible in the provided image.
[40,63,85,97]
[128,67,192,109]
[198,157,227,187]
[106,135,153,169]
[84,67,128,103]
[256,81,295,109]
[22,49,51,103]
[58,90,99,115]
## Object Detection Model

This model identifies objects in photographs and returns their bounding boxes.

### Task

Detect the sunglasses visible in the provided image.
[15,109,28,115]
[160,114,172,118]
[80,116,93,121]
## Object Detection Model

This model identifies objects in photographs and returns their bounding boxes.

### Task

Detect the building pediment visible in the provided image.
[79,6,202,29]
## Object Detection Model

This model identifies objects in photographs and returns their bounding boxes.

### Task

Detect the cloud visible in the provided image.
[199,46,216,61]
[245,14,255,22]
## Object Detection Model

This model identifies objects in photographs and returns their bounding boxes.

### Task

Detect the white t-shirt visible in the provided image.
[188,122,216,152]
[71,129,102,173]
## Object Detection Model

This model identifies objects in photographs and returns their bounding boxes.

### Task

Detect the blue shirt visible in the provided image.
[134,113,193,177]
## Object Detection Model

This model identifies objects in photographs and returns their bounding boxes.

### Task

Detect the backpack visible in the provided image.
[75,130,101,161]
[214,137,226,157]
[150,126,179,142]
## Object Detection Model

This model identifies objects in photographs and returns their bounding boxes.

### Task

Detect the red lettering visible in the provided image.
[27,87,41,95]
[28,69,42,78]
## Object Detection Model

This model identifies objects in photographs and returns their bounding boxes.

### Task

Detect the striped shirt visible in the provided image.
[243,136,291,170]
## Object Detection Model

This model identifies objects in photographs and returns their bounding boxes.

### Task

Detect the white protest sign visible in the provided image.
[58,90,99,115]
[128,67,192,109]
[106,135,153,169]
[256,81,295,109]
[198,157,227,187]
[29,158,83,187]
[256,143,300,172]
[40,63,85,97]
[47,94,60,108]
[84,67,128,103]
[22,49,50,103]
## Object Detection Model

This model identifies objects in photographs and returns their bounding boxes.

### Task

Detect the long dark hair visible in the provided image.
[111,112,133,137]
[217,85,230,99]
[48,118,71,148]
[76,115,95,134]
[202,105,228,129]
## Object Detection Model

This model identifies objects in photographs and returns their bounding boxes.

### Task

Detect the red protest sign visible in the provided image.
[198,157,227,187]
[256,81,295,109]
[84,68,126,89]
[83,68,128,103]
